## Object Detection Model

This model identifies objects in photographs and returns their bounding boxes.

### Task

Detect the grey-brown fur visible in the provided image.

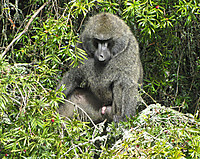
[59,88,113,122]
[57,13,143,122]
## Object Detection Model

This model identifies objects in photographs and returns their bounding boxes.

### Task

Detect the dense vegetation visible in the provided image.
[0,0,199,158]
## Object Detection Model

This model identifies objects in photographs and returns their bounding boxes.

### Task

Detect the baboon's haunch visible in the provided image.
[59,88,113,123]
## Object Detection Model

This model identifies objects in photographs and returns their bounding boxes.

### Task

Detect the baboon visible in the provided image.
[59,88,113,123]
[57,12,143,122]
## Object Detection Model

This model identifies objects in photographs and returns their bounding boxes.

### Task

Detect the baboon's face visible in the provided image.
[92,38,114,65]
[81,13,131,66]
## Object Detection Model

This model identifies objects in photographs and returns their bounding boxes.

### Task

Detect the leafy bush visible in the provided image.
[0,0,199,158]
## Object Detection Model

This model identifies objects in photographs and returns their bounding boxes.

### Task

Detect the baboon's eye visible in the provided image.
[93,38,99,48]
[107,39,114,49]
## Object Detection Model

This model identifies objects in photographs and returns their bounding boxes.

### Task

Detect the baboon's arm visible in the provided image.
[112,79,139,122]
[57,68,83,96]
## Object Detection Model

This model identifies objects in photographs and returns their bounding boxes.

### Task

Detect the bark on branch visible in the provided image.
[2,1,50,58]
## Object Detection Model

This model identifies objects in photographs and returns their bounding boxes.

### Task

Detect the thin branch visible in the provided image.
[2,1,50,58]
[174,52,183,100]
[62,98,98,129]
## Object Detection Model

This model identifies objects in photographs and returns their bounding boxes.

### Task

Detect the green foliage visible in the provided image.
[0,0,199,158]
[123,0,200,112]
[14,16,87,68]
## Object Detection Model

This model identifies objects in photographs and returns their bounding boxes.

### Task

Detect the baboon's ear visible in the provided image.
[80,36,96,57]
[111,36,129,55]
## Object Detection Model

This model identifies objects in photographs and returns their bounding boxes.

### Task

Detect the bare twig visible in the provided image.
[62,98,98,129]
[2,1,50,58]
[174,52,183,100]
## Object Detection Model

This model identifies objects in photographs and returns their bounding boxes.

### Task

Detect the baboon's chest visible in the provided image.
[87,76,113,104]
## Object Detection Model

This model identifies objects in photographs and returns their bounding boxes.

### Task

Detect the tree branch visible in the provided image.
[1,1,50,58]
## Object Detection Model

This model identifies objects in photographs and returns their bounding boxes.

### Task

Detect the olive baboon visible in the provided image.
[57,12,143,122]
[59,88,113,123]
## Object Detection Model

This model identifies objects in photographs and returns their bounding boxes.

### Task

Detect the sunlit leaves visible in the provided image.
[175,0,200,26]
[124,0,176,38]
[69,0,95,16]
[97,0,119,13]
